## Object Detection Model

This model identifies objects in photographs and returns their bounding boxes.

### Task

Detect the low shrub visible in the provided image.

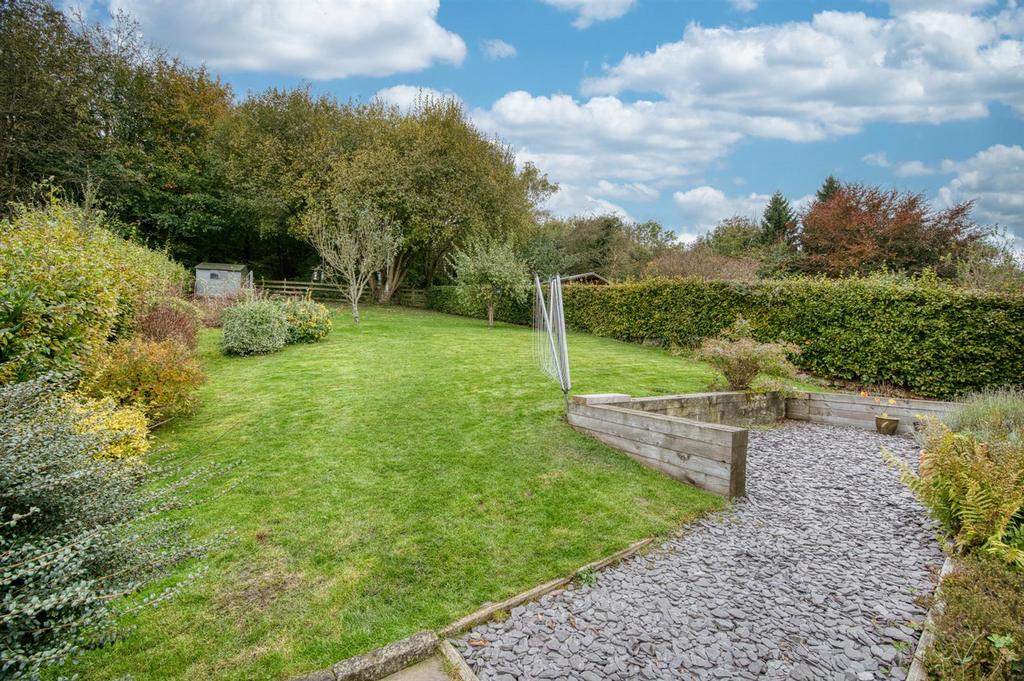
[0,376,210,679]
[137,297,203,349]
[944,387,1024,446]
[0,198,188,383]
[221,299,289,356]
[693,317,800,391]
[83,338,205,423]
[281,298,332,344]
[69,395,150,460]
[925,557,1024,680]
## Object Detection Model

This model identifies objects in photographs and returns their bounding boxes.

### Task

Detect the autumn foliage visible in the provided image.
[798,184,988,277]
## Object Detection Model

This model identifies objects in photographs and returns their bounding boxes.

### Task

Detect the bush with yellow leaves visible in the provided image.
[69,396,151,460]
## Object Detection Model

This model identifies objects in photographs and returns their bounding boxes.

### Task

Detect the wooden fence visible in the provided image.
[258,280,429,307]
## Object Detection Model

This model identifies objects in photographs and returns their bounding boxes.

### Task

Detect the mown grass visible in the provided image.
[74,306,730,680]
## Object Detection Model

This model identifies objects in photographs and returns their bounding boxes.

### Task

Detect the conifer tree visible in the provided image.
[760,191,796,244]
[816,175,841,203]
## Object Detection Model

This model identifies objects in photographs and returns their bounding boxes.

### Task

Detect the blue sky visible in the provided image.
[89,0,1023,244]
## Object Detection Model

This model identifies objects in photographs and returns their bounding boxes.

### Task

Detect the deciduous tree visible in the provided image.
[798,183,989,277]
[449,237,530,327]
[302,199,402,324]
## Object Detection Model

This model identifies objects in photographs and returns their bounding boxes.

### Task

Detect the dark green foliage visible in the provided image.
[815,175,841,203]
[0,375,212,679]
[524,215,674,281]
[221,299,289,355]
[559,277,1024,399]
[760,191,796,245]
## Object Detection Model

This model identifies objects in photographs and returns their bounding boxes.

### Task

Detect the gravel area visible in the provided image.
[456,422,943,681]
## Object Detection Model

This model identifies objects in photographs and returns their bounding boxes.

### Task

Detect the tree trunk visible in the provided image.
[351,299,360,324]
[377,252,408,303]
[487,304,495,327]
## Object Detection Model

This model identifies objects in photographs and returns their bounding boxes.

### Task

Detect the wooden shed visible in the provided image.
[195,262,249,297]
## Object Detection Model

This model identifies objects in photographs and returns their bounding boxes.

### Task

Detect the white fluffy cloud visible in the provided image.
[482,39,517,60]
[730,0,758,12]
[863,152,936,176]
[374,85,461,112]
[539,0,637,28]
[473,6,1022,226]
[672,187,771,231]
[937,144,1024,233]
[671,187,815,241]
[583,7,1024,134]
[592,180,660,202]
[104,0,466,79]
[472,92,744,187]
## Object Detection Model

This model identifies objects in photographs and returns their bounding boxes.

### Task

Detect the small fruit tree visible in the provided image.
[449,237,530,327]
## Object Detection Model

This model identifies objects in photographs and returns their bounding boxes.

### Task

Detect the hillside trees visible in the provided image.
[524,214,674,280]
[0,1,233,253]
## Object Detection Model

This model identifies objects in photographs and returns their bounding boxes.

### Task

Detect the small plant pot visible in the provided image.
[875,415,900,435]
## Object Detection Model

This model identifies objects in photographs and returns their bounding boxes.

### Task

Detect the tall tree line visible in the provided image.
[0,0,553,288]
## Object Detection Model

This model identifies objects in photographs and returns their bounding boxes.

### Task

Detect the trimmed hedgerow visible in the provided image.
[426,285,532,326]
[425,276,1024,399]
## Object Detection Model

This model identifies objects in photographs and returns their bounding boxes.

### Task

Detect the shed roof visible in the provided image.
[196,262,247,271]
[561,272,610,285]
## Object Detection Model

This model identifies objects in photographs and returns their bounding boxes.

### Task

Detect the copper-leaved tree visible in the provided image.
[302,199,402,324]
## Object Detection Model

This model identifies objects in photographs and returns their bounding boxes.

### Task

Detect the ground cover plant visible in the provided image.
[70,306,728,680]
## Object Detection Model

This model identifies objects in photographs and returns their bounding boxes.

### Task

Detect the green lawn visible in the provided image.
[75,306,728,680]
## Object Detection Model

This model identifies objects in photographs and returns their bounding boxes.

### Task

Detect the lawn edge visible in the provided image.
[288,537,653,681]
[437,536,654,639]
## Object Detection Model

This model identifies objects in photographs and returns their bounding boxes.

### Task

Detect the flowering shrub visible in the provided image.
[83,338,205,423]
[221,299,289,356]
[137,297,203,349]
[69,396,150,460]
[281,298,332,344]
[694,317,800,391]
[0,376,211,679]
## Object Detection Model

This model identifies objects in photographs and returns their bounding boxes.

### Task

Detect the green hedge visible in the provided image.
[425,286,532,325]
[425,277,1024,399]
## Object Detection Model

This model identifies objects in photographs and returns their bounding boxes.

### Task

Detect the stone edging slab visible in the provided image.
[906,556,955,681]
[437,640,480,681]
[291,631,438,681]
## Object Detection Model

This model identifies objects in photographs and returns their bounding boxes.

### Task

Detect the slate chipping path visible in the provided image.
[456,422,943,681]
